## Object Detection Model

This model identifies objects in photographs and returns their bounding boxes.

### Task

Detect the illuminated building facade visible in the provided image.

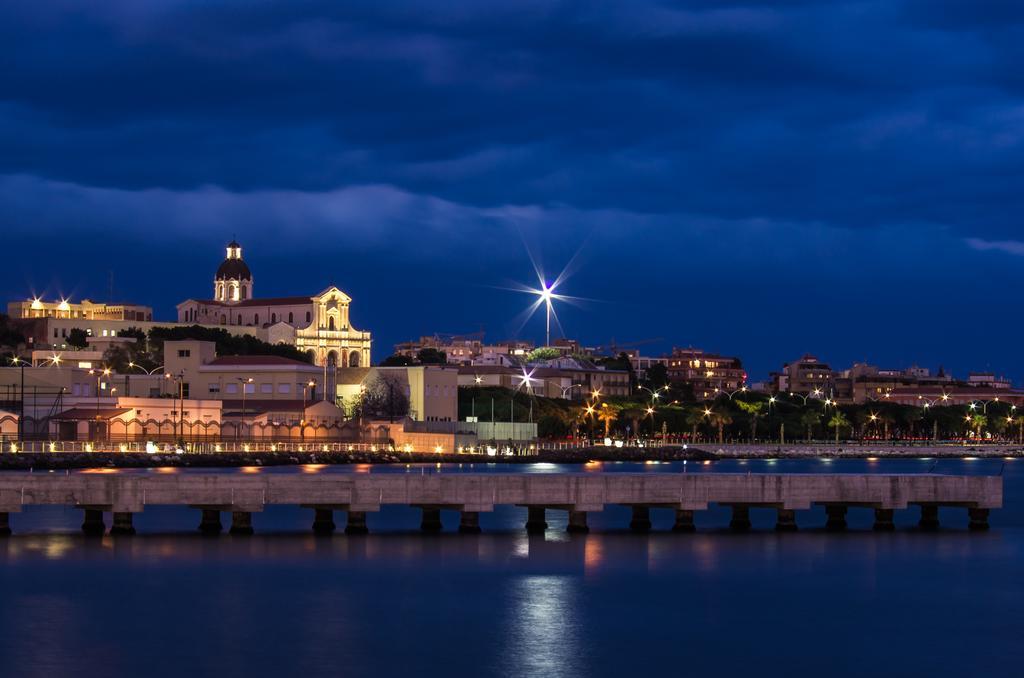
[8,298,152,322]
[665,347,746,398]
[176,241,372,369]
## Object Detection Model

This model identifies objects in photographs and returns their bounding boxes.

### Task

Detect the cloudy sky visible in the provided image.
[2,0,1023,381]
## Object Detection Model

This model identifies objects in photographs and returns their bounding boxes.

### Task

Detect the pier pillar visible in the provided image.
[81,509,106,536]
[198,509,222,535]
[825,505,848,531]
[729,505,751,532]
[0,512,10,536]
[567,510,589,534]
[918,505,940,531]
[110,512,136,536]
[345,511,369,535]
[775,508,798,532]
[968,508,990,531]
[458,511,481,534]
[312,508,336,536]
[873,508,895,531]
[672,509,695,533]
[525,507,547,534]
[420,508,443,533]
[229,511,254,536]
[629,506,652,533]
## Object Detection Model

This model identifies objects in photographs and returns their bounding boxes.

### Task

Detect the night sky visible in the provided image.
[2,1,1022,382]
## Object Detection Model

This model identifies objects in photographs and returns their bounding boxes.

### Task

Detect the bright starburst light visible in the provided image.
[503,240,592,347]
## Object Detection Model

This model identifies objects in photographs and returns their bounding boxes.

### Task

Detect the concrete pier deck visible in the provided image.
[0,472,1002,534]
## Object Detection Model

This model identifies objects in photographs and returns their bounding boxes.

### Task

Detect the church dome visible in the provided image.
[215,257,252,281]
[216,240,252,281]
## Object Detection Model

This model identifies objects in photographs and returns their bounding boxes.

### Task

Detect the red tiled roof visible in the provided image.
[208,355,313,367]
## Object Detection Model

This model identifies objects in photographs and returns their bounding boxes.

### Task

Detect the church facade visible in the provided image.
[176,241,372,369]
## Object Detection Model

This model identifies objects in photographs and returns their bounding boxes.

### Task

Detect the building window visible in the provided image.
[208,383,221,394]
[278,384,291,394]
[226,383,238,394]
[288,312,294,324]
[181,384,190,398]
[306,311,311,323]
[178,350,191,358]
[244,383,256,394]
[260,383,273,394]
[254,314,259,325]
[271,313,276,324]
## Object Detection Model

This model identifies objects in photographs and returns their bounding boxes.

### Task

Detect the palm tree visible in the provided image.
[619,407,645,441]
[735,401,765,442]
[829,412,850,444]
[685,408,706,442]
[709,410,733,444]
[969,414,987,439]
[597,404,619,438]
[800,410,819,443]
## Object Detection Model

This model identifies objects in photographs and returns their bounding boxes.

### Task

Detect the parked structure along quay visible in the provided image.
[0,472,1001,536]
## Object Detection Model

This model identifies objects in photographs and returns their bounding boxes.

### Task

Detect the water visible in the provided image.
[0,459,1021,677]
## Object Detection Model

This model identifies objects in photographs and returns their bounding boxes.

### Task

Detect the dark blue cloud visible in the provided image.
[2,1,1023,381]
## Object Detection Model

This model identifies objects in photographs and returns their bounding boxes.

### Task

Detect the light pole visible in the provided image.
[127,362,166,397]
[9,357,25,442]
[165,371,185,441]
[714,386,749,402]
[88,367,112,440]
[301,380,316,440]
[788,388,823,406]
[238,377,253,441]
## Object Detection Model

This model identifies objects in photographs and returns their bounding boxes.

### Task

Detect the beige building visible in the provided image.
[337,365,459,422]
[163,340,324,402]
[8,298,153,322]
[459,361,631,399]
[176,240,372,368]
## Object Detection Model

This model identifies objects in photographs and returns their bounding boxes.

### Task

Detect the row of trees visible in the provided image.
[458,386,1024,443]
[99,325,312,372]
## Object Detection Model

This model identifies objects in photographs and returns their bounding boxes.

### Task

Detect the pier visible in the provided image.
[0,472,1002,535]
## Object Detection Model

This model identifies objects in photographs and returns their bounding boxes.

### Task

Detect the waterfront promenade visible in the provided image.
[0,472,1001,536]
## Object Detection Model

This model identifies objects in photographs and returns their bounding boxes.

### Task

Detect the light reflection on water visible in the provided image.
[0,459,1020,678]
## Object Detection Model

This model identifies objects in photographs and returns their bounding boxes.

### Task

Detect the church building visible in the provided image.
[176,240,372,369]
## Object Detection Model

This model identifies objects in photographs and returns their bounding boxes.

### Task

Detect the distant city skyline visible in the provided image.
[1,235,1017,385]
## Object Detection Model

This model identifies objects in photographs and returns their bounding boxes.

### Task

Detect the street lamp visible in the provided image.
[238,377,253,440]
[88,367,112,441]
[9,357,26,442]
[713,386,748,401]
[165,371,186,441]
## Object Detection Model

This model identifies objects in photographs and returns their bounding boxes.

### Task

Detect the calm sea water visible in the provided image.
[0,459,1021,678]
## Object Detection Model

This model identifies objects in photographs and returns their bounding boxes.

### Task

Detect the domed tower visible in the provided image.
[214,240,253,302]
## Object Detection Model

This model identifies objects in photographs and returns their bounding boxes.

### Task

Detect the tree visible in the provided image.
[526,347,560,362]
[0,314,26,350]
[597,403,619,437]
[969,414,987,439]
[619,406,645,440]
[709,410,732,444]
[685,408,707,441]
[643,363,670,391]
[416,348,448,365]
[355,373,410,422]
[736,400,765,442]
[380,354,415,367]
[800,410,819,442]
[829,412,850,444]
[148,325,311,364]
[66,327,89,349]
